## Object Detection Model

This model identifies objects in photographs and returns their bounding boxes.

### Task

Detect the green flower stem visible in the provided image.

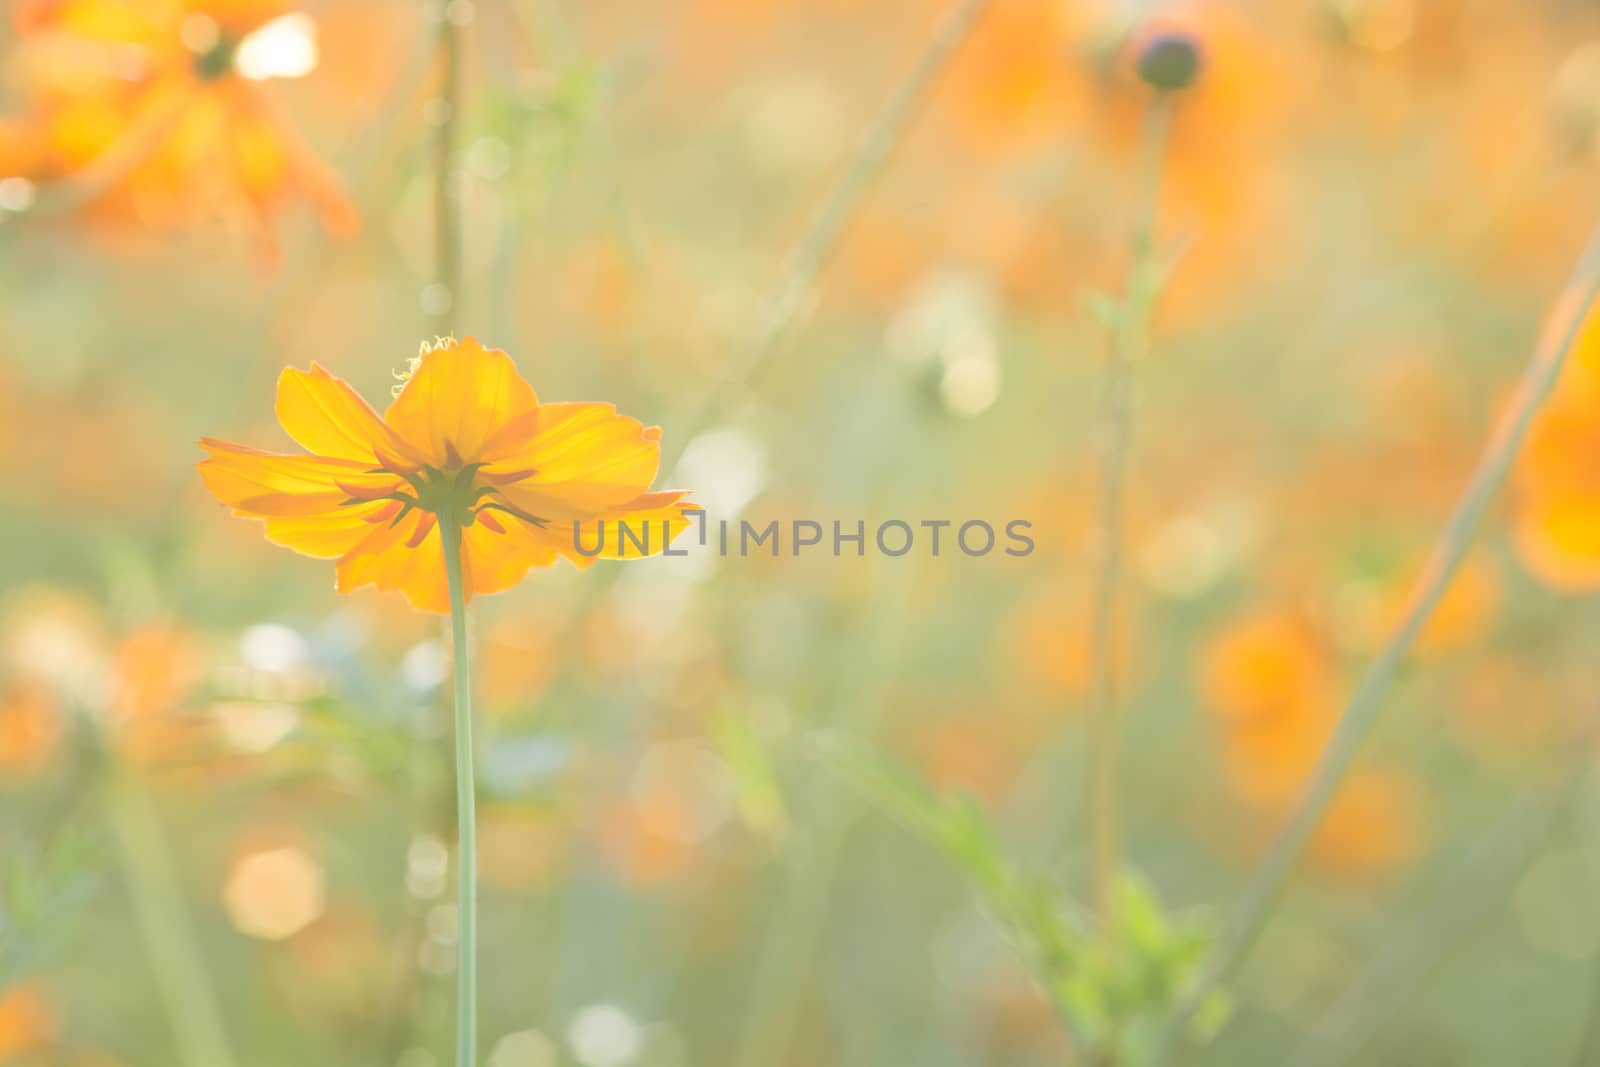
[1152,216,1600,1064]
[430,0,462,333]
[440,512,478,1067]
[105,771,239,1067]
[1086,94,1175,932]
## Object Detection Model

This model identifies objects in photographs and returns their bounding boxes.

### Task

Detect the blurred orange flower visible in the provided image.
[1203,607,1335,802]
[598,798,700,886]
[198,337,701,613]
[936,0,1085,159]
[1202,606,1421,874]
[1373,552,1501,656]
[109,621,206,767]
[109,621,200,722]
[1514,304,1600,590]
[1310,768,1421,877]
[0,984,56,1061]
[908,711,1035,806]
[1203,609,1331,728]
[0,681,61,775]
[4,0,356,257]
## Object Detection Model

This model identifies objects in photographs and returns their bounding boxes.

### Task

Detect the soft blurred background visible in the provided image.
[3,0,1600,1064]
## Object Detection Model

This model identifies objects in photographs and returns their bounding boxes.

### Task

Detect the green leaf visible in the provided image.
[1190,989,1234,1044]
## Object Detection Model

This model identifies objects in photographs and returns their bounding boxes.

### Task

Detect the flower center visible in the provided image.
[339,463,546,538]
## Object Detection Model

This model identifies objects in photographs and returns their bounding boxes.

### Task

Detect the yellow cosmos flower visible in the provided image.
[198,337,700,613]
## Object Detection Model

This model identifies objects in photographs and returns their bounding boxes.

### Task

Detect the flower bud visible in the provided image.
[1136,32,1204,92]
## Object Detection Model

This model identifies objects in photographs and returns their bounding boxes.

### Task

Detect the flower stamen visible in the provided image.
[392,336,458,397]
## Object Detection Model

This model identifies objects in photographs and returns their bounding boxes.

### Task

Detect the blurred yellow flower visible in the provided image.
[5,0,356,258]
[1514,304,1600,590]
[198,337,700,614]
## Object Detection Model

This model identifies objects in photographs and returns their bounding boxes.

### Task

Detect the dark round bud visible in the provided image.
[191,36,238,81]
[1136,33,1203,92]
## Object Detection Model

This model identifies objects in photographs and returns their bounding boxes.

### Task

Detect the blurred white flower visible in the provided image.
[235,14,319,81]
[887,267,1003,417]
[491,1029,557,1067]
[0,177,35,213]
[407,834,449,900]
[938,352,1000,418]
[674,427,768,520]
[568,1004,642,1067]
[401,640,449,691]
[239,623,310,674]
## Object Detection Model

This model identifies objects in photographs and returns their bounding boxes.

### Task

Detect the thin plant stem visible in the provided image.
[105,772,239,1067]
[420,7,469,1058]
[440,513,478,1067]
[665,0,992,470]
[431,0,463,333]
[1152,217,1600,1064]
[1086,96,1174,932]
[544,0,992,684]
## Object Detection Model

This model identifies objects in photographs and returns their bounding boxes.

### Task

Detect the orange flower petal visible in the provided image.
[461,514,562,598]
[275,364,417,465]
[335,510,450,614]
[384,337,540,466]
[487,402,666,516]
[562,493,702,565]
[198,437,399,517]
[259,509,394,560]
